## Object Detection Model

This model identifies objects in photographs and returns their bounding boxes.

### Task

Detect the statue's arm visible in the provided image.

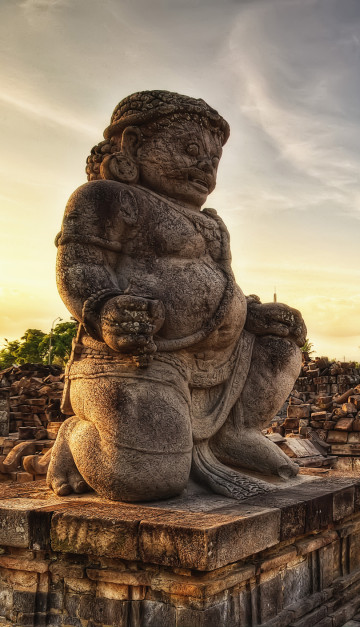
[56,181,164,352]
[244,295,306,347]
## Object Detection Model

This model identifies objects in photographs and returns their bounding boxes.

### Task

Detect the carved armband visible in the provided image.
[82,288,123,340]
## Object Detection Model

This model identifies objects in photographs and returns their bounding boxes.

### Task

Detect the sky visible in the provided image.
[0,0,359,360]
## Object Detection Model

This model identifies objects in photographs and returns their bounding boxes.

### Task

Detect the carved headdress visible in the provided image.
[86,90,230,182]
[103,90,230,143]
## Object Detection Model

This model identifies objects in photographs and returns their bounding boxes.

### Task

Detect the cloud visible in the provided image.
[19,0,69,25]
[0,90,98,136]
[222,0,360,218]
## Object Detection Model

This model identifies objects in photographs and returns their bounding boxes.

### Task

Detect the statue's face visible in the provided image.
[137,121,223,210]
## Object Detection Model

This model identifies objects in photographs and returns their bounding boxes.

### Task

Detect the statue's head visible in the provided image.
[86,90,230,211]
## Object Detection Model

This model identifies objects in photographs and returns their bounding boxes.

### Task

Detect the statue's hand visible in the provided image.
[100,295,165,354]
[245,302,306,347]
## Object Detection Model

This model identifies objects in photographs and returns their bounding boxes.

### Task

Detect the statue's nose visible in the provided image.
[197,159,213,174]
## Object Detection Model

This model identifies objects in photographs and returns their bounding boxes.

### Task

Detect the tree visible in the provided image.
[0,339,21,370]
[0,321,78,370]
[301,338,315,355]
[41,321,78,365]
[16,329,47,363]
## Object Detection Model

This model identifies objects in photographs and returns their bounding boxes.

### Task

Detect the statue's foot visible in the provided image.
[46,418,91,496]
[192,440,275,500]
[211,428,299,479]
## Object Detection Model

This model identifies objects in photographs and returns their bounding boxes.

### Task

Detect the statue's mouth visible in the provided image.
[191,179,209,192]
[188,174,211,193]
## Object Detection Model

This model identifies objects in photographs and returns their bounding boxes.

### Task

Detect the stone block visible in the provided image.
[259,546,297,574]
[333,486,355,521]
[283,418,301,429]
[342,402,357,414]
[348,433,360,444]
[176,602,236,627]
[334,458,353,472]
[139,505,281,570]
[331,444,360,456]
[140,600,177,627]
[335,418,354,431]
[348,394,360,407]
[324,421,336,430]
[316,396,333,406]
[289,602,328,627]
[299,419,309,428]
[314,377,329,384]
[353,420,360,432]
[327,431,348,443]
[287,405,311,419]
[258,571,284,623]
[295,531,337,557]
[311,411,327,421]
[13,590,36,613]
[78,594,129,624]
[0,555,49,573]
[17,472,34,483]
[310,421,324,429]
[282,559,311,609]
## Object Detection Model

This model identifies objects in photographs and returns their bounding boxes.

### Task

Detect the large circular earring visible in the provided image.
[100,152,139,184]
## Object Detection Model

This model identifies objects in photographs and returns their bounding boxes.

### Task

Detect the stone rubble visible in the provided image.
[268,357,360,466]
[0,364,66,483]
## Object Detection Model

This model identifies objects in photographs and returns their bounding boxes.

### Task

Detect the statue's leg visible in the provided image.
[47,373,192,501]
[210,335,302,478]
[46,416,90,495]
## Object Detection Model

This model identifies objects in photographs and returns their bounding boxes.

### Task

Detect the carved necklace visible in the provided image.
[132,184,229,261]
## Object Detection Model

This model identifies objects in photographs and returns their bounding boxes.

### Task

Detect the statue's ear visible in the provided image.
[121,127,142,160]
[99,126,141,184]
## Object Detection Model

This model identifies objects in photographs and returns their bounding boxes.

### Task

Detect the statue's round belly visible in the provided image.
[117,257,241,342]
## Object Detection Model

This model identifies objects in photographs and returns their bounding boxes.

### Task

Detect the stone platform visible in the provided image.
[1,477,360,626]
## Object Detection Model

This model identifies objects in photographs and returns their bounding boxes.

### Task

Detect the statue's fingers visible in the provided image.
[148,299,165,320]
[265,322,290,337]
[118,321,155,334]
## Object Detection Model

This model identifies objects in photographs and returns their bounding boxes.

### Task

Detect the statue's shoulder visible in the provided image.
[64,180,141,225]
[66,179,137,209]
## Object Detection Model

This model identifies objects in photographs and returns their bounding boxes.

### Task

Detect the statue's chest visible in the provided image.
[131,196,223,260]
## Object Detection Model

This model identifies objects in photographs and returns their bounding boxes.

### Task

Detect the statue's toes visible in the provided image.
[69,473,91,494]
[277,461,299,479]
[51,478,73,496]
[48,472,90,496]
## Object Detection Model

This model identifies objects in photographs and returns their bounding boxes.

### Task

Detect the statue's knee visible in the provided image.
[101,449,192,501]
[253,335,301,375]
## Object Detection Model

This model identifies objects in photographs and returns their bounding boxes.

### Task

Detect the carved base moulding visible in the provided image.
[1,477,360,626]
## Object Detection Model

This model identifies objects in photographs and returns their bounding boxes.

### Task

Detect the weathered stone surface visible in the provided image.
[335,417,355,431]
[327,431,348,443]
[50,89,306,502]
[138,505,280,570]
[332,444,360,456]
[287,405,311,419]
[0,479,360,626]
[349,433,360,443]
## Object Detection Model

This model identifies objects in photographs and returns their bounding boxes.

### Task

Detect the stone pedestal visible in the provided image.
[1,477,360,626]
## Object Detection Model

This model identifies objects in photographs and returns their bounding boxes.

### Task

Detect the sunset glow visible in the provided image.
[1,0,360,360]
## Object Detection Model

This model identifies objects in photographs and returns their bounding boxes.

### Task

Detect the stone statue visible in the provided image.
[47,90,306,501]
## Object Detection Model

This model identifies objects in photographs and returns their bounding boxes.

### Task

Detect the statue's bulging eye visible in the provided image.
[186,144,199,157]
[212,157,220,168]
